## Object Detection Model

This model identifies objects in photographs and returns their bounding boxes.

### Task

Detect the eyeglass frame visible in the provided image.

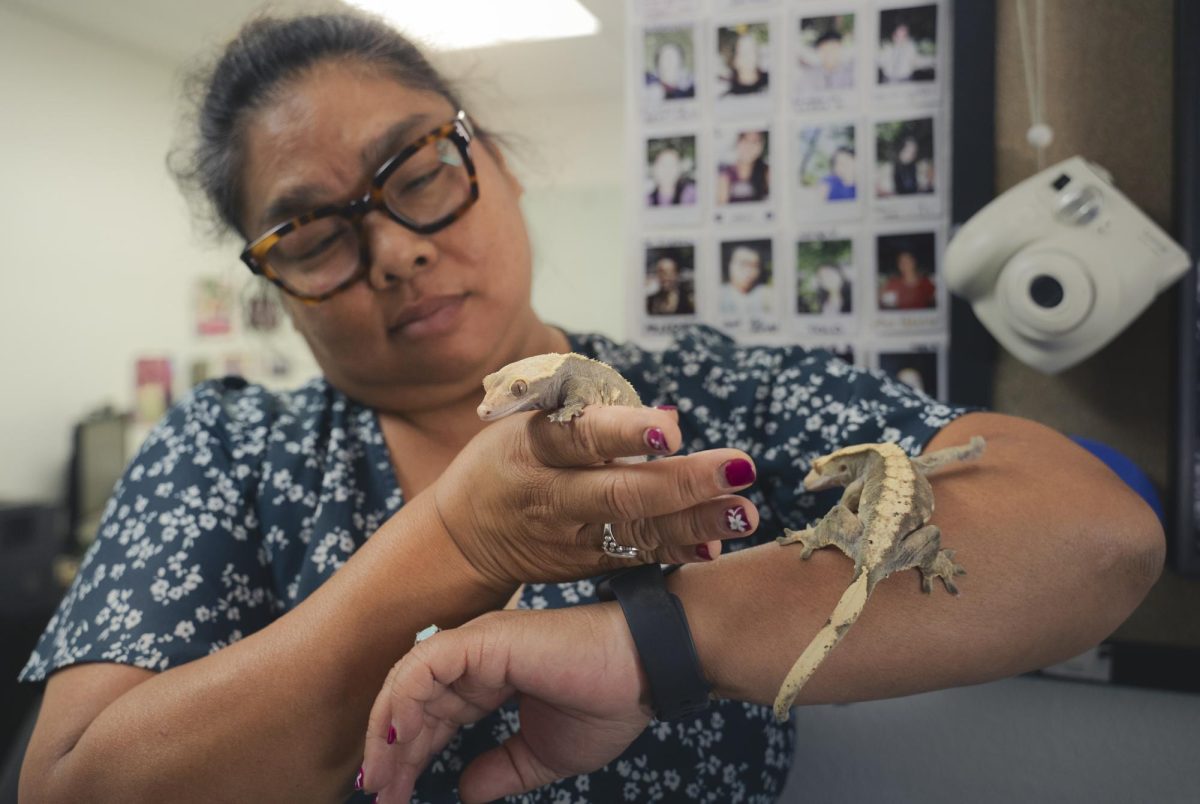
[239,110,479,303]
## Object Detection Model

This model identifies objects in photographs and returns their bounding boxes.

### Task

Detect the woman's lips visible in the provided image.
[388,294,467,338]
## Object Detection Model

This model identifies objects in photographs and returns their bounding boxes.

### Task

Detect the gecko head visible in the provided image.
[803,454,856,491]
[476,354,566,420]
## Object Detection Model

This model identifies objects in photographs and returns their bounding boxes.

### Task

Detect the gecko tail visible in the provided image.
[773,572,871,722]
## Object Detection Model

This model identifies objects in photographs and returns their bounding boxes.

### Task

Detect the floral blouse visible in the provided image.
[21,325,970,802]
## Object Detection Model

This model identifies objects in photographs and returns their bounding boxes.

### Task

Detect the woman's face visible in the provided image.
[816,264,842,291]
[728,246,762,292]
[652,148,683,188]
[733,34,759,72]
[833,150,856,182]
[656,43,684,86]
[238,61,535,402]
[735,132,765,166]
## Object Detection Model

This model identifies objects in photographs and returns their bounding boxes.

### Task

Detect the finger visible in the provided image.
[612,495,759,564]
[554,450,757,524]
[457,730,569,804]
[364,631,476,793]
[526,405,681,467]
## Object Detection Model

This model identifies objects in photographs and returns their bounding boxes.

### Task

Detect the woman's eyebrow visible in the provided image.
[256,114,436,230]
[361,113,433,171]
[260,184,331,230]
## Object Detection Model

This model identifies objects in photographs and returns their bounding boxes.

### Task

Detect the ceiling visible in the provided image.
[0,0,626,103]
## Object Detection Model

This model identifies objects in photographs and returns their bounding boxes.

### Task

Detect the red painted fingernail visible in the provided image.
[725,506,749,533]
[355,767,364,791]
[656,404,677,411]
[696,543,713,561]
[645,427,669,453]
[387,724,397,744]
[722,459,756,487]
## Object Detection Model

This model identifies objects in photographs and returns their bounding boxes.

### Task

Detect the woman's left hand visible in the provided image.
[362,605,651,803]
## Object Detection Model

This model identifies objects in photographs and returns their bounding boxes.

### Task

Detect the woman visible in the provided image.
[879,249,937,310]
[19,11,1162,804]
[717,130,770,204]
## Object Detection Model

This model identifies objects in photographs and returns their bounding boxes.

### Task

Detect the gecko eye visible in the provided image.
[510,379,528,397]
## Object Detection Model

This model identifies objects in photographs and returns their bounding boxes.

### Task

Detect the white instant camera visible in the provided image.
[945,156,1191,374]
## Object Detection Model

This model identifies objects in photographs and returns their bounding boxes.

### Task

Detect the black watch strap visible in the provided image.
[598,564,712,721]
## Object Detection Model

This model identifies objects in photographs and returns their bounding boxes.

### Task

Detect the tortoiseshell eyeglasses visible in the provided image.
[240,110,479,303]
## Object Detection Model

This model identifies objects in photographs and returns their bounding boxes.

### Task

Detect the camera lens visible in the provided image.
[1030,275,1065,308]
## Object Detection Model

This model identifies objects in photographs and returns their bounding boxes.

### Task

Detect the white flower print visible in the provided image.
[20,325,972,803]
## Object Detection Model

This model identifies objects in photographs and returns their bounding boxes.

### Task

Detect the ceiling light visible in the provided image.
[345,1,601,51]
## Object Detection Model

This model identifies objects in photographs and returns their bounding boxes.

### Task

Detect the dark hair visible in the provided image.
[814,30,843,47]
[171,12,465,237]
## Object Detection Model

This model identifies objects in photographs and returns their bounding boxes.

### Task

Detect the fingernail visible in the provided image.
[722,459,756,487]
[725,506,749,533]
[644,427,669,453]
[655,404,677,411]
[355,767,364,791]
[387,724,397,745]
[696,543,713,561]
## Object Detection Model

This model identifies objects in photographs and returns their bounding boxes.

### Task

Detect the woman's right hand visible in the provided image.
[431,405,759,590]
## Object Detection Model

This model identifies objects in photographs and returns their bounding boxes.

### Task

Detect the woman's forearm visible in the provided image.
[670,412,1164,707]
[29,490,511,803]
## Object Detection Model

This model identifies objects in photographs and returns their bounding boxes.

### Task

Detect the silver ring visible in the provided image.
[601,522,640,560]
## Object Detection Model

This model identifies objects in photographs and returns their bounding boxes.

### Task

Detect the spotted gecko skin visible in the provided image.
[772,437,984,721]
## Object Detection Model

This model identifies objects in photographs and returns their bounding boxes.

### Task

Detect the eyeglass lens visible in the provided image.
[266,134,472,298]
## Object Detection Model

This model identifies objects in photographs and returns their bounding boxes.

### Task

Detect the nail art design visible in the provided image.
[387,724,397,745]
[725,506,749,533]
[655,404,677,411]
[696,543,713,561]
[355,767,364,791]
[645,427,669,452]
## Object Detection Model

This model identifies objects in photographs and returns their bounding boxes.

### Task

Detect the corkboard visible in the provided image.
[990,0,1200,647]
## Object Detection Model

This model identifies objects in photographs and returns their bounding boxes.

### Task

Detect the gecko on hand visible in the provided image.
[477,352,642,422]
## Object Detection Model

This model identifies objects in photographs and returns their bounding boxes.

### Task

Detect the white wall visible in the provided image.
[0,7,628,503]
[0,5,320,502]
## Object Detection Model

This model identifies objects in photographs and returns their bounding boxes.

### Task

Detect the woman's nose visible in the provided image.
[362,212,438,289]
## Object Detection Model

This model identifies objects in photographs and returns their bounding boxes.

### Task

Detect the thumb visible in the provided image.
[457,730,564,804]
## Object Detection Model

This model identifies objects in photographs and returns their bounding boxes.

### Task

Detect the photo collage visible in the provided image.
[629,0,951,398]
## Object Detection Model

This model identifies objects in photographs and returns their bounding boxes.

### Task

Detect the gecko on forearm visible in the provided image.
[772,437,985,721]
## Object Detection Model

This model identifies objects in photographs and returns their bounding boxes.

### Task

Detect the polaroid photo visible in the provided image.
[793,119,862,223]
[873,2,944,110]
[713,18,775,120]
[643,239,699,319]
[640,23,701,123]
[871,227,946,335]
[791,9,860,114]
[643,133,703,227]
[874,340,947,400]
[714,235,780,337]
[792,231,859,339]
[633,235,702,342]
[713,123,774,226]
[872,114,943,219]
